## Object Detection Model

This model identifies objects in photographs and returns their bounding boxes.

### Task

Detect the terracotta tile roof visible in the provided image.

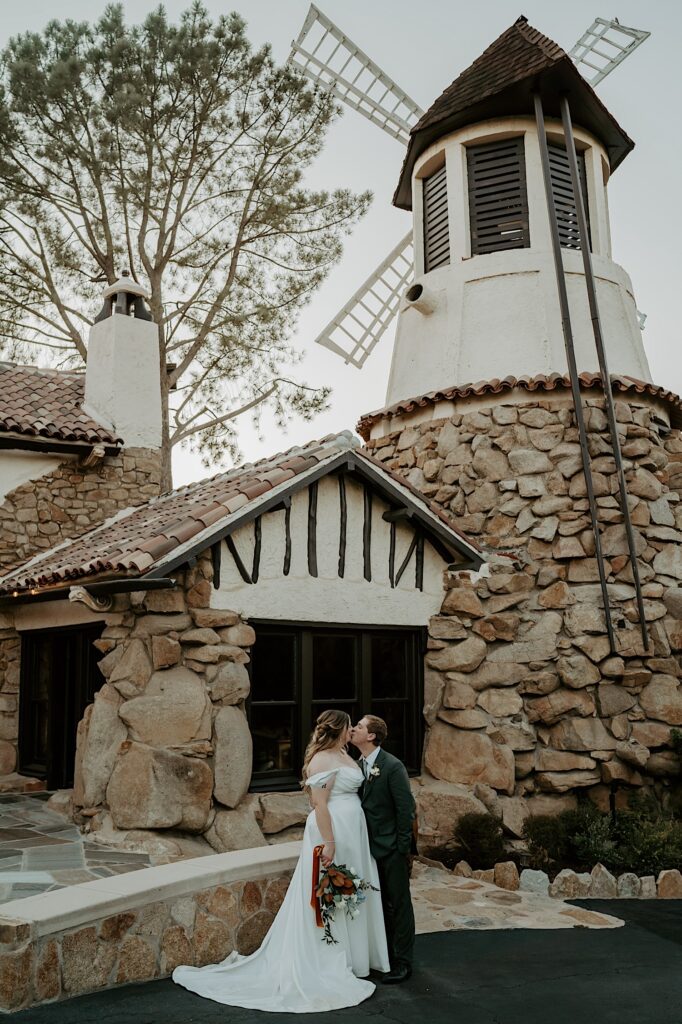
[357,373,682,440]
[0,432,481,595]
[394,16,633,209]
[0,363,121,446]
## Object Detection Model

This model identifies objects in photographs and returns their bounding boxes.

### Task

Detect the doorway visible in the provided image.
[18,622,104,790]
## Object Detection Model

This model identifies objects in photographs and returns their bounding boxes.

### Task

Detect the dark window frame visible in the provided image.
[247,620,425,792]
[18,621,104,789]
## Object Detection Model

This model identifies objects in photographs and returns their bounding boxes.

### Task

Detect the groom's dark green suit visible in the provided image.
[360,748,416,970]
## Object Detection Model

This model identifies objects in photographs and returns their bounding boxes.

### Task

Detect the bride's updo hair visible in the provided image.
[301,709,351,783]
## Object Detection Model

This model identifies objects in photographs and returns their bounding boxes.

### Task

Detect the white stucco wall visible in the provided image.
[212,475,448,625]
[386,116,650,407]
[84,314,163,450]
[0,451,63,504]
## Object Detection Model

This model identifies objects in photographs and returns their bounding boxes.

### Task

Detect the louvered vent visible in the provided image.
[548,143,591,250]
[467,137,530,255]
[423,165,450,272]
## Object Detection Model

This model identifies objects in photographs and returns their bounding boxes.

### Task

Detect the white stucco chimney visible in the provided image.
[84,274,163,450]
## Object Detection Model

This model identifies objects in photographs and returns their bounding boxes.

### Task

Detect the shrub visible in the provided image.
[453,812,505,869]
[612,813,682,876]
[523,802,600,871]
[523,800,682,876]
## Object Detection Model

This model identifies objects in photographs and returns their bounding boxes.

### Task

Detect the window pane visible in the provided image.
[251,633,296,701]
[371,633,408,699]
[251,705,294,774]
[371,702,407,763]
[312,635,357,701]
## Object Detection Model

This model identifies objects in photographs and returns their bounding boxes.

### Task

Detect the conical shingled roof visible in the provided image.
[394,16,634,209]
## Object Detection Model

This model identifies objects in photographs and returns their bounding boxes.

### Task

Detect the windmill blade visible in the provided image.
[316,232,414,368]
[289,4,423,144]
[569,18,650,86]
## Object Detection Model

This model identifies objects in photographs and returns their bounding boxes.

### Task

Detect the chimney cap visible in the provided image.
[103,271,150,301]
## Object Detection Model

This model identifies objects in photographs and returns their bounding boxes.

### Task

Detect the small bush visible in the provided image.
[523,800,682,876]
[453,812,505,869]
[523,802,600,871]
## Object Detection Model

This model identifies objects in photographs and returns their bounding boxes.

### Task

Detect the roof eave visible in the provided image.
[394,57,634,211]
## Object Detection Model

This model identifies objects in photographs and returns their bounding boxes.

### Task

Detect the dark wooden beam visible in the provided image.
[211,541,221,589]
[252,517,262,584]
[389,521,396,589]
[308,482,318,578]
[226,535,252,584]
[415,532,424,592]
[338,475,347,578]
[363,486,372,582]
[382,508,413,523]
[283,503,292,576]
[395,533,418,587]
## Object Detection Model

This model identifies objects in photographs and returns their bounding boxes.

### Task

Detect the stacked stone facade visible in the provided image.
[72,552,308,854]
[366,392,682,834]
[0,447,162,573]
[0,634,19,779]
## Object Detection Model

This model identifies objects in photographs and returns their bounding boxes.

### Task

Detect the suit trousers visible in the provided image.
[376,849,415,968]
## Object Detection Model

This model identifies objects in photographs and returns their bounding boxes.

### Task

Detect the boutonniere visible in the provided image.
[369,766,381,778]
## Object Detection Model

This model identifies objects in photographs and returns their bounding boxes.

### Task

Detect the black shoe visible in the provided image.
[381,964,412,984]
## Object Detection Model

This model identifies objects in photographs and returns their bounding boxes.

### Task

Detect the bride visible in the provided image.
[172,709,390,1012]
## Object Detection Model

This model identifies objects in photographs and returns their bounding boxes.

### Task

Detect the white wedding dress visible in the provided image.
[173,765,390,1012]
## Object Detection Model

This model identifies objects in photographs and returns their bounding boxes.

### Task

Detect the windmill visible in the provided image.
[289,8,649,369]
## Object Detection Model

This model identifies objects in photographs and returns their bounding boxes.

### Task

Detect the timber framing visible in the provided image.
[143,449,482,582]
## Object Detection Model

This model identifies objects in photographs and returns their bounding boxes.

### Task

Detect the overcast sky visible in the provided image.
[2,1,680,485]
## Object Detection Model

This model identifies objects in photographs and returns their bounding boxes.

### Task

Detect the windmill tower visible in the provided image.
[291,12,678,654]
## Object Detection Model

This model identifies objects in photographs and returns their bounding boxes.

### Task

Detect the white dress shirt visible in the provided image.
[361,746,381,777]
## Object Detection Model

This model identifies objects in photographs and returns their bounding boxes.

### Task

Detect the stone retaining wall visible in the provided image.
[0,845,296,1013]
[0,447,162,574]
[455,859,682,900]
[367,393,682,827]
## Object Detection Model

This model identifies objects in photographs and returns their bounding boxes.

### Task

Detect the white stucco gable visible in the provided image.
[212,474,450,625]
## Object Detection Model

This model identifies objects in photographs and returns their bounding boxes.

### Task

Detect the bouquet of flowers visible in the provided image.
[310,845,377,944]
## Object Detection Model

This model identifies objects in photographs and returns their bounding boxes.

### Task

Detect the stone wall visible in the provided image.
[0,868,291,1012]
[73,552,308,855]
[0,447,162,573]
[367,394,682,834]
[0,633,19,780]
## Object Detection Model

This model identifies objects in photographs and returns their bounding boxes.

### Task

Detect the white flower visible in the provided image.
[369,766,381,777]
[349,866,356,874]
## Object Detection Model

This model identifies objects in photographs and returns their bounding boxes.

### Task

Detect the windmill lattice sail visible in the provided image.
[569,18,650,85]
[314,232,414,368]
[289,4,423,144]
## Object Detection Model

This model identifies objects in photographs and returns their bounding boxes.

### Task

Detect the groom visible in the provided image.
[352,715,416,984]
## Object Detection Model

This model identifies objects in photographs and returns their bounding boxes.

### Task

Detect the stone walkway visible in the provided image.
[410,860,623,932]
[0,794,151,904]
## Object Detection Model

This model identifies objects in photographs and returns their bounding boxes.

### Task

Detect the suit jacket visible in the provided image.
[360,748,416,860]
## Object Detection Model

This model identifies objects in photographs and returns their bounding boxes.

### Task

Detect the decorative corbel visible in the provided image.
[68,585,113,612]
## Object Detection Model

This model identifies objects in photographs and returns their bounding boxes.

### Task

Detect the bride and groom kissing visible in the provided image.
[173,709,417,1013]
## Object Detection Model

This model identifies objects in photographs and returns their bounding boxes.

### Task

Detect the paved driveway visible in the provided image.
[14,901,681,1023]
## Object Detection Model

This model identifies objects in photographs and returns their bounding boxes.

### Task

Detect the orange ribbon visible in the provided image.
[311,844,324,927]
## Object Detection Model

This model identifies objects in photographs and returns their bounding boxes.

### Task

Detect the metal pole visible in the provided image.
[533,92,616,654]
[560,95,650,653]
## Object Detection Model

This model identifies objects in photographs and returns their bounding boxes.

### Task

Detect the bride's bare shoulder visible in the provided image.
[307,751,340,776]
